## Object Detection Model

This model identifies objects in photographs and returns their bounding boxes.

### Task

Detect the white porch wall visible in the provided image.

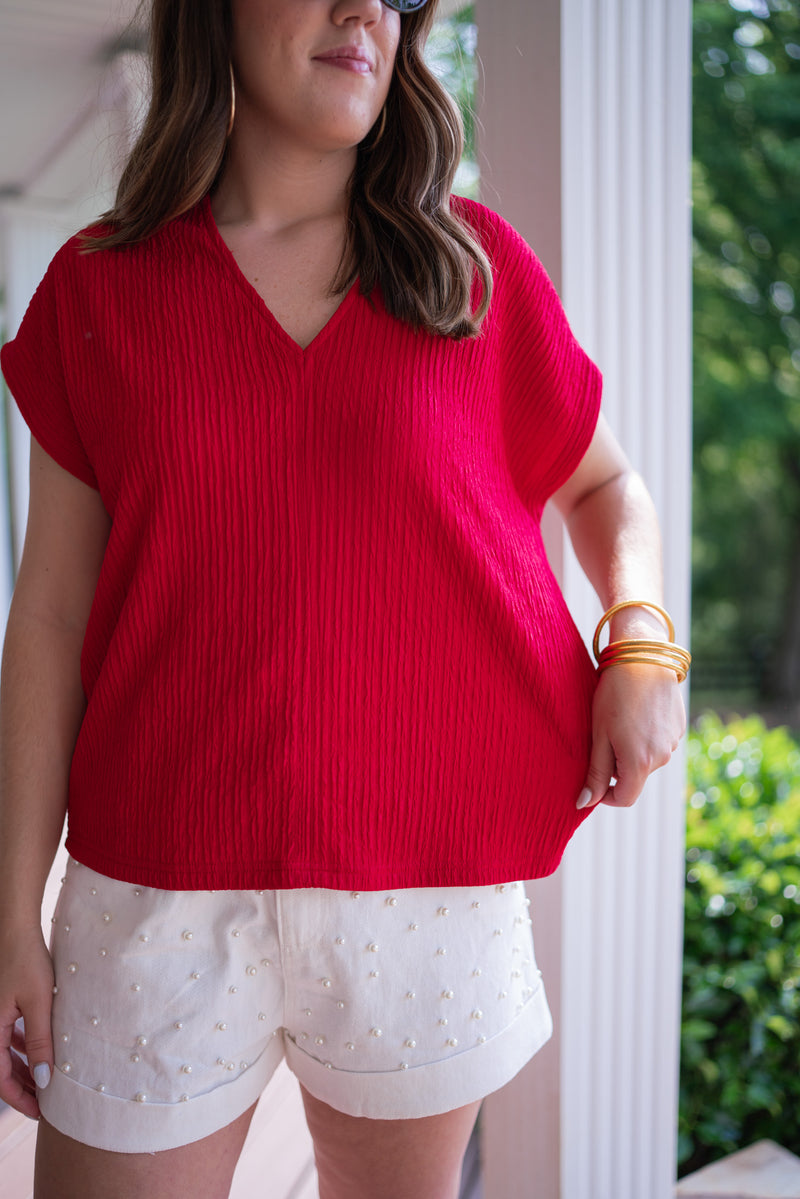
[0,204,83,605]
[476,2,692,1198]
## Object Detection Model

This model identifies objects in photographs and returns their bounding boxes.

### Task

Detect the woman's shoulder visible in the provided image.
[37,203,204,303]
[450,193,521,237]
[449,194,550,305]
[451,195,543,268]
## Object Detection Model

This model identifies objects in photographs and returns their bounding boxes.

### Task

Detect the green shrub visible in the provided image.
[679,713,800,1176]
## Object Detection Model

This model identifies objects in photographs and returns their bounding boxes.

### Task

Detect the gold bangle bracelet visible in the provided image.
[592,600,675,660]
[592,602,690,683]
[598,650,691,675]
[598,640,691,670]
[596,653,690,683]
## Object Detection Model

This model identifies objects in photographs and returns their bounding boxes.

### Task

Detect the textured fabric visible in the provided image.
[41,858,551,1146]
[0,195,602,890]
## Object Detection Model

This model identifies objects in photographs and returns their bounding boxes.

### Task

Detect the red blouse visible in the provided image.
[1,196,602,890]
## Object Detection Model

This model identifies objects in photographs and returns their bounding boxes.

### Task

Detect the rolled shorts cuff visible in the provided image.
[286,981,554,1120]
[37,1034,286,1154]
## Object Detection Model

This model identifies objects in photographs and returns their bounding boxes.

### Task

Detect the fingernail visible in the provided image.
[33,1063,51,1090]
[576,788,593,810]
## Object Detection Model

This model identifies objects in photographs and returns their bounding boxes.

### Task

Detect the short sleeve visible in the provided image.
[483,207,603,511]
[1,248,100,491]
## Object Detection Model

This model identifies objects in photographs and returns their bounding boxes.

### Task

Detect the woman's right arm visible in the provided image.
[0,436,110,1119]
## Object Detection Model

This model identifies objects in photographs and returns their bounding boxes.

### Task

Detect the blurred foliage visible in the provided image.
[692,0,800,702]
[679,712,800,1174]
[426,5,479,196]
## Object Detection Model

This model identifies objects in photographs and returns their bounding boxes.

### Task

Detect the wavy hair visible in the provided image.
[82,0,492,339]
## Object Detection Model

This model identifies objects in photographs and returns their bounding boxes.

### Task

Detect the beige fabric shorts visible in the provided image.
[37,857,553,1152]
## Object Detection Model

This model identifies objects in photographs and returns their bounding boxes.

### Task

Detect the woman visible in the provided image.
[0,1,687,1196]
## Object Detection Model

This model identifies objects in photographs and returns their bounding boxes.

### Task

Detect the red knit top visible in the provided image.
[1,196,602,890]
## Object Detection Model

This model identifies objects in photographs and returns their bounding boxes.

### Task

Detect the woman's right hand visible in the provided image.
[0,923,54,1120]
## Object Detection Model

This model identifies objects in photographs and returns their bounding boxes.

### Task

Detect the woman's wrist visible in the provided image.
[594,599,691,683]
[608,607,669,643]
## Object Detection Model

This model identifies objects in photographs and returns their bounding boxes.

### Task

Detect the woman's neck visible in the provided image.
[212,128,356,234]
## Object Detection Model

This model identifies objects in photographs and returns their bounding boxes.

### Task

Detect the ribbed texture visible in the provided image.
[0,195,602,890]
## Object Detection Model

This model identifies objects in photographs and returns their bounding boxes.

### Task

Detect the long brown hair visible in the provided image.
[82,0,492,340]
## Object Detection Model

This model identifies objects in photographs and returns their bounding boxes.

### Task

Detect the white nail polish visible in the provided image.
[576,788,593,810]
[33,1063,51,1090]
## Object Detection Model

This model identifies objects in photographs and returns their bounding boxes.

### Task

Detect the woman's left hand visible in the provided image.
[576,664,687,810]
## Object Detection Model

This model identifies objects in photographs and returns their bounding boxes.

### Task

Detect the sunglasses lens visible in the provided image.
[382,0,429,11]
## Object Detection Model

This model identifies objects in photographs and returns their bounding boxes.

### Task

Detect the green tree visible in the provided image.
[425,5,478,196]
[692,0,800,712]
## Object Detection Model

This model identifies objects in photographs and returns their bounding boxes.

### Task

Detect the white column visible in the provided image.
[476,2,692,1197]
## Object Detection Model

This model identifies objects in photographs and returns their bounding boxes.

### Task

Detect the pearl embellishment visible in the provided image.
[49,873,535,1105]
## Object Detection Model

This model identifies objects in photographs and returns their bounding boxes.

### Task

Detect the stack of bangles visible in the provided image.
[592,600,692,683]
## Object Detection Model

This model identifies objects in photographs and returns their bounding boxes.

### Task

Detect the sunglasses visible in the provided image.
[382,0,430,11]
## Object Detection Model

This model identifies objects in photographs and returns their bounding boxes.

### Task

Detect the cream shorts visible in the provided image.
[40,858,553,1153]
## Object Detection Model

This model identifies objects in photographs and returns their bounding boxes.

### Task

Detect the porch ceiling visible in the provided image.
[0,0,465,204]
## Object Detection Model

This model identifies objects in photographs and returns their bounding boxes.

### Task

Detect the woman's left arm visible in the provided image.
[550,413,688,811]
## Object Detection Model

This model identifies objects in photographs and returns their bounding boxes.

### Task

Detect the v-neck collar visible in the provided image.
[197,193,362,358]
